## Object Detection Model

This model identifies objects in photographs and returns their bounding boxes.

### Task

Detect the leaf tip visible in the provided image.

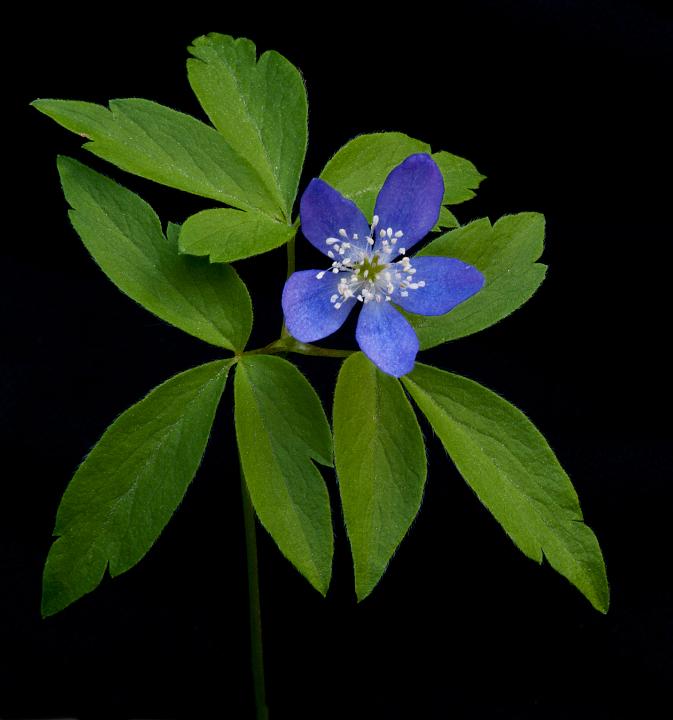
[40,586,67,619]
[592,583,610,615]
[355,575,377,603]
[30,98,52,112]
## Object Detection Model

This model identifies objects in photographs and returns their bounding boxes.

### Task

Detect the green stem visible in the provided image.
[264,220,350,357]
[241,467,269,720]
[280,232,297,338]
[244,337,353,359]
[286,233,296,279]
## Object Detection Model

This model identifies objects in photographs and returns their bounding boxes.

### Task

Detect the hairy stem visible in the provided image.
[241,467,269,720]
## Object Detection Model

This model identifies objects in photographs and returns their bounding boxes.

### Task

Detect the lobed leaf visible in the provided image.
[320,132,483,222]
[179,207,296,263]
[321,132,429,220]
[432,150,485,205]
[436,206,459,230]
[333,353,427,600]
[33,98,282,217]
[188,33,308,221]
[58,156,252,352]
[403,363,609,613]
[408,213,547,347]
[234,355,334,595]
[42,360,232,616]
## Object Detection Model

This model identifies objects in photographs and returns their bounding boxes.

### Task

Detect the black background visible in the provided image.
[3,2,671,718]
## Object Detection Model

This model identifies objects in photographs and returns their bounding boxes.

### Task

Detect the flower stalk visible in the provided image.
[241,465,269,720]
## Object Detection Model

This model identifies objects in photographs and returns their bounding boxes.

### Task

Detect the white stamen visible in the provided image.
[319,222,427,311]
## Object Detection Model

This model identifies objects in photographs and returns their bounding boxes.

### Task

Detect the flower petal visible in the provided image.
[394,256,485,316]
[282,270,356,343]
[373,153,444,255]
[300,178,372,256]
[355,301,419,377]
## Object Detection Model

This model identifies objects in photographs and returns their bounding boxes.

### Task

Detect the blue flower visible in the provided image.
[282,153,485,377]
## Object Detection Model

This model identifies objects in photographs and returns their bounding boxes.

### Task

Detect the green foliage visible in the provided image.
[234,356,334,594]
[321,132,428,219]
[32,98,281,217]
[42,360,232,617]
[179,208,296,263]
[437,206,459,229]
[333,353,427,600]
[408,213,547,347]
[58,156,252,352]
[432,150,485,205]
[34,35,599,624]
[188,33,308,221]
[403,363,609,613]
[320,132,483,223]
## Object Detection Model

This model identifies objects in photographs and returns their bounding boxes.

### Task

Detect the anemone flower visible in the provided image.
[282,153,485,376]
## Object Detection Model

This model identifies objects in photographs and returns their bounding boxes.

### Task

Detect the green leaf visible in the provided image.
[321,132,430,219]
[432,150,485,205]
[42,360,231,617]
[403,363,609,613]
[58,156,252,352]
[333,353,427,601]
[435,206,459,230]
[188,33,308,220]
[32,98,281,217]
[320,132,484,221]
[408,213,547,348]
[179,207,296,263]
[234,355,333,594]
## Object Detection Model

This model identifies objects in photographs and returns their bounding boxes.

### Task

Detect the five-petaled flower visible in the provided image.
[282,153,485,377]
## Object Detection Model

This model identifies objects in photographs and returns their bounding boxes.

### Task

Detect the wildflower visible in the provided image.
[282,153,484,376]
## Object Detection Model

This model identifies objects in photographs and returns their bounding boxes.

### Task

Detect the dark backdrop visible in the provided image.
[4,2,671,718]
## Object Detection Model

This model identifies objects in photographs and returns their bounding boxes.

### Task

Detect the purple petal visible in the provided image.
[300,178,372,256]
[373,153,444,255]
[355,301,419,377]
[282,270,355,343]
[394,256,485,316]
